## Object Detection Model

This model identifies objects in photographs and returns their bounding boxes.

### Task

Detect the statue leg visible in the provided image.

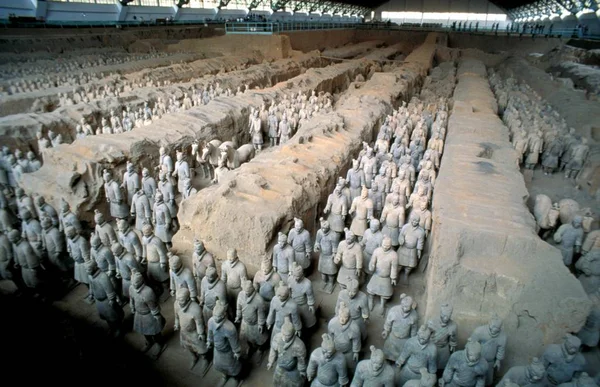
[380,296,388,316]
[368,294,375,311]
[321,273,327,290]
[189,349,199,369]
[327,275,336,293]
[403,268,413,284]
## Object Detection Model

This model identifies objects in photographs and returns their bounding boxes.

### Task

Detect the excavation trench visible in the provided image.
[20,52,377,224]
[423,58,590,369]
[172,33,441,275]
[0,51,324,150]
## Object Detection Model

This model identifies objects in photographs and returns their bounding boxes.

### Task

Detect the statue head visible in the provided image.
[281,317,295,342]
[40,216,53,230]
[102,169,112,183]
[488,314,503,337]
[27,151,35,161]
[400,293,414,314]
[242,277,254,296]
[206,266,218,283]
[338,301,350,325]
[440,303,453,325]
[392,194,400,207]
[8,229,20,244]
[382,236,392,251]
[169,255,182,273]
[417,185,426,196]
[369,346,385,373]
[294,217,304,232]
[227,248,238,264]
[525,357,546,383]
[563,334,582,358]
[352,159,359,170]
[126,162,134,173]
[419,200,428,211]
[321,333,336,360]
[261,258,273,275]
[347,277,360,298]
[370,219,380,233]
[574,373,596,387]
[111,242,124,257]
[573,216,583,229]
[85,259,98,276]
[276,281,290,302]
[15,187,24,198]
[277,232,287,247]
[159,146,166,156]
[410,213,421,227]
[94,209,105,226]
[320,217,330,233]
[176,287,191,308]
[417,324,432,345]
[465,339,482,366]
[116,218,130,234]
[142,224,154,237]
[344,228,355,245]
[176,150,184,161]
[361,186,368,199]
[90,234,102,249]
[212,300,227,324]
[155,191,164,204]
[292,262,304,282]
[193,239,205,255]
[65,226,78,240]
[142,168,149,178]
[333,185,342,197]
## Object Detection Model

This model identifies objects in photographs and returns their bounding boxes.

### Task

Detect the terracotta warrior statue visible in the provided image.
[221,248,248,312]
[287,217,313,272]
[469,314,507,386]
[111,242,142,300]
[398,213,426,284]
[122,161,140,206]
[129,272,167,360]
[334,229,363,289]
[200,266,227,326]
[40,215,70,275]
[350,346,395,387]
[396,324,438,386]
[380,194,405,248]
[141,224,170,301]
[174,287,208,369]
[94,209,117,249]
[59,199,82,235]
[273,232,295,282]
[169,254,197,300]
[542,334,586,386]
[65,225,93,303]
[86,259,123,337]
[9,229,43,295]
[328,301,362,371]
[336,277,369,341]
[207,300,243,381]
[249,110,263,151]
[324,185,348,239]
[192,238,215,292]
[267,281,302,343]
[439,339,488,387]
[116,218,144,266]
[498,357,548,387]
[314,218,340,294]
[288,262,317,330]
[382,293,418,361]
[349,186,374,240]
[347,159,366,204]
[173,149,191,194]
[307,333,349,387]
[142,167,157,203]
[103,169,129,220]
[553,216,584,266]
[429,303,458,371]
[236,278,268,357]
[361,219,383,278]
[268,317,308,387]
[367,236,398,315]
[152,191,173,247]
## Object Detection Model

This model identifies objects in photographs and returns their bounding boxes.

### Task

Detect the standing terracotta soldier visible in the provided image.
[129,272,167,359]
[41,216,70,274]
[396,325,438,386]
[273,232,295,282]
[398,214,426,283]
[152,191,173,247]
[65,226,93,302]
[122,162,141,206]
[440,339,488,387]
[361,219,383,278]
[21,209,43,258]
[429,303,458,370]
[351,346,395,387]
[249,110,263,151]
[412,200,432,238]
[469,315,507,386]
[268,108,280,147]
[174,287,208,369]
[315,218,340,293]
[361,147,377,188]
[141,224,170,301]
[9,229,44,295]
[181,178,197,200]
[267,282,302,343]
[103,169,129,220]
[565,138,589,179]
[158,146,174,182]
[94,210,118,248]
[173,149,191,194]
[324,185,348,240]
[111,242,142,300]
[169,255,197,300]
[336,277,369,341]
[553,216,584,266]
[380,194,405,248]
[307,333,349,387]
[208,300,243,381]
[349,187,374,240]
[86,260,124,337]
[287,218,312,272]
[35,196,58,227]
[382,293,418,361]
[131,188,152,232]
[200,266,228,325]
[192,239,215,292]
[542,334,586,386]
[498,357,548,387]
[221,248,248,312]
[347,159,366,204]
[334,229,363,289]
[328,301,362,371]
[288,262,317,330]
[367,237,398,315]
[141,168,157,203]
[116,218,144,266]
[268,317,308,387]
[59,199,82,235]
[251,259,280,303]
[158,171,178,233]
[525,130,543,169]
[236,278,268,357]
[90,234,117,285]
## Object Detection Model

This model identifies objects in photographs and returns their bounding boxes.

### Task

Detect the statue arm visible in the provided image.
[306,353,318,381]
[257,299,267,326]
[235,293,243,322]
[297,343,308,373]
[292,308,303,331]
[266,302,275,326]
[306,282,315,307]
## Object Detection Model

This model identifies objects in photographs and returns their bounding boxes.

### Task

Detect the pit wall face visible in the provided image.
[424,58,590,370]
[173,33,439,276]
[447,32,565,54]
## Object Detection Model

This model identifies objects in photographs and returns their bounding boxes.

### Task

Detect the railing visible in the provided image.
[225,21,359,34]
[0,19,224,29]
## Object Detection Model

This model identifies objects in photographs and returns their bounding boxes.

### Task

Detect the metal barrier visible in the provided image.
[225,21,359,35]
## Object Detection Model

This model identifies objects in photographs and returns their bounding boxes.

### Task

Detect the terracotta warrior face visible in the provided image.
[371,356,384,372]
[417,329,431,346]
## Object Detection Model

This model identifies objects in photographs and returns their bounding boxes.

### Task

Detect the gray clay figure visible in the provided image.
[35,196,58,227]
[380,194,405,248]
[152,191,173,245]
[288,262,317,328]
[398,214,426,283]
[307,333,349,387]
[349,187,374,239]
[111,242,142,299]
[200,266,228,325]
[236,278,268,356]
[66,226,91,296]
[565,138,589,179]
[21,209,43,258]
[554,216,584,266]
[324,185,348,235]
[174,287,208,369]
[336,278,369,341]
[439,339,488,387]
[86,260,123,337]
[469,315,507,386]
[367,236,398,314]
[361,219,383,276]
[350,346,395,387]
[268,317,308,387]
[382,293,418,361]
[142,168,157,203]
[103,169,129,220]
[273,232,295,282]
[267,281,302,344]
[59,199,82,235]
[557,373,597,387]
[131,188,152,232]
[9,229,43,292]
[192,239,216,291]
[347,159,366,204]
[116,219,144,265]
[221,248,248,310]
[577,292,600,348]
[129,272,167,360]
[396,325,438,386]
[90,234,116,284]
[208,300,243,380]
[334,229,363,289]
[94,210,118,250]
[542,334,586,385]
[328,301,362,371]
[173,150,191,194]
[122,162,141,206]
[498,357,548,387]
[429,303,458,370]
[575,248,600,294]
[253,258,282,302]
[169,255,198,300]
[287,218,312,270]
[141,224,170,299]
[315,218,341,293]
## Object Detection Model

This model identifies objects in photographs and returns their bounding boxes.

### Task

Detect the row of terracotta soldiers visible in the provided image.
[489,70,589,178]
